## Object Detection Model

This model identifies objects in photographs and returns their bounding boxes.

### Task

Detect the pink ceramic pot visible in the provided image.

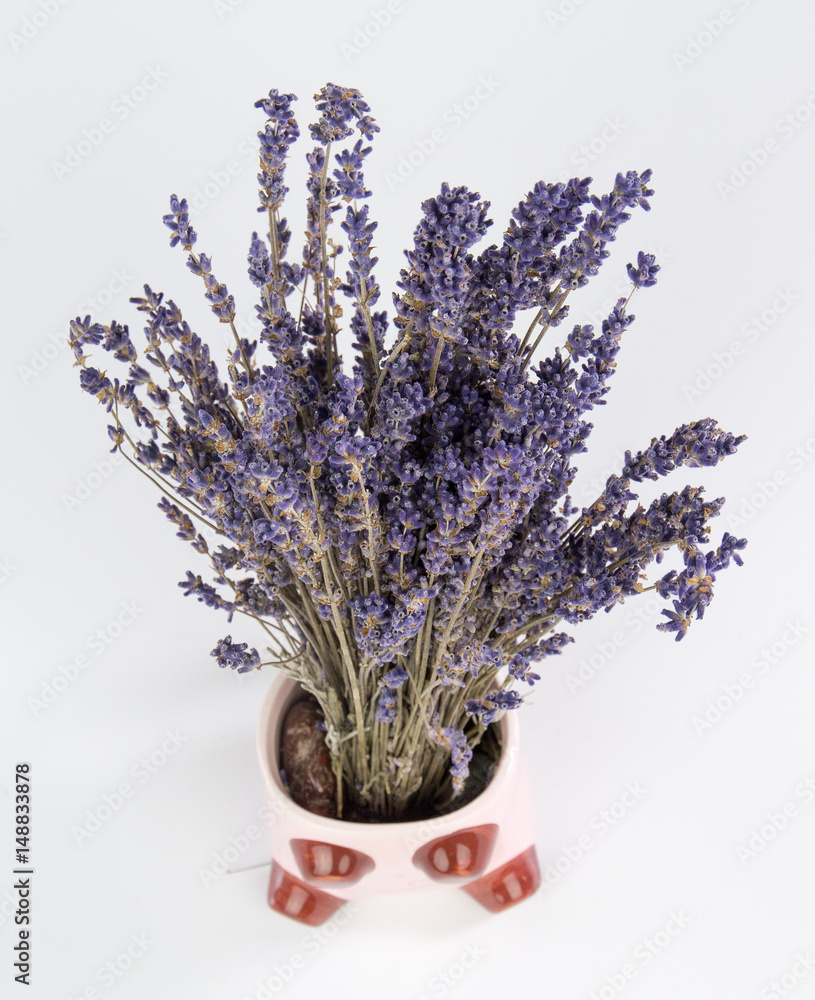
[256,674,541,924]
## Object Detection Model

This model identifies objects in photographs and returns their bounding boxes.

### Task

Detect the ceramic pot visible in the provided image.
[256,673,541,925]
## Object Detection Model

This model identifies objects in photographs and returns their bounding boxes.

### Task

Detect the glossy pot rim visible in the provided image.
[256,670,521,834]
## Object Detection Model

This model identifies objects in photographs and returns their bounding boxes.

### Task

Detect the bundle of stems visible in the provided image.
[70,84,747,820]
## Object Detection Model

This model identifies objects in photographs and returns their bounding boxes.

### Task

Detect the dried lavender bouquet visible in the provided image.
[70,84,746,821]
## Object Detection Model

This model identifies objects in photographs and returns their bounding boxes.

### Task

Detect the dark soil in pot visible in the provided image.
[280,692,501,823]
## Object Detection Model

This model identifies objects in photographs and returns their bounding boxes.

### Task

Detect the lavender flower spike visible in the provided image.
[627,250,660,288]
[70,82,748,822]
[211,636,261,673]
[163,194,197,250]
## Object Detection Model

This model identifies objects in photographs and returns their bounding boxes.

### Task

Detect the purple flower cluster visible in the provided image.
[655,531,747,640]
[465,689,524,725]
[309,83,379,144]
[426,717,473,794]
[375,664,409,723]
[211,636,261,673]
[627,250,660,288]
[69,83,747,820]
[253,89,299,213]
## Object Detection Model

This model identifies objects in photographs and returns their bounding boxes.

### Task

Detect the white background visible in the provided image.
[2,1,814,997]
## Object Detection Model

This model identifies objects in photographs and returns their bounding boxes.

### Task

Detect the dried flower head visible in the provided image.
[69,84,747,821]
